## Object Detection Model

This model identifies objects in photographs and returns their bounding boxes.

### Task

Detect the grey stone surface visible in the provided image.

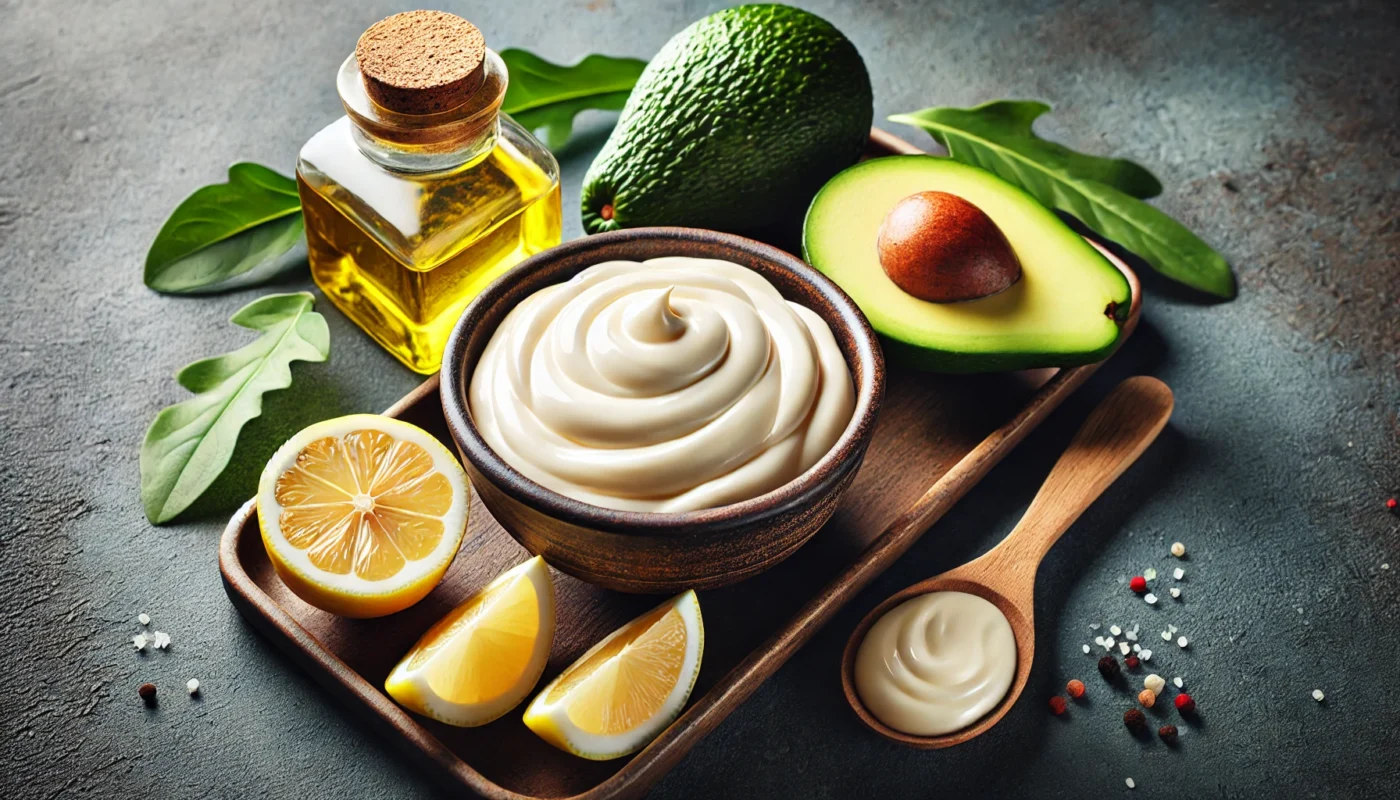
[1,0,1396,798]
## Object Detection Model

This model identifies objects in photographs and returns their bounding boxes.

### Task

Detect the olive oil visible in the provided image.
[297,12,561,373]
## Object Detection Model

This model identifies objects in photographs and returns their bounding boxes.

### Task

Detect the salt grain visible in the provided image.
[1173,568,1185,580]
[1173,676,1184,688]
[1171,542,1186,558]
[152,631,171,650]
[1162,630,1172,641]
[1312,689,1324,702]
[1095,636,1106,647]
[187,679,200,695]
[1383,564,1390,571]
[1144,568,1157,581]
[1126,629,1138,641]
[1177,636,1189,648]
[1144,674,1166,694]
[1110,625,1122,636]
[1089,623,1101,630]
[132,634,148,651]
[1120,642,1131,655]
[1105,637,1116,649]
[1144,593,1158,605]
[1169,625,1178,634]
[1169,587,1181,599]
[1140,649,1153,661]
[1132,643,1142,653]
[138,613,150,626]
[1126,777,1136,789]
[1083,644,1092,654]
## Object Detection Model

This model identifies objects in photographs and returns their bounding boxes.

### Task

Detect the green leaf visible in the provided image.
[140,292,329,523]
[144,163,306,295]
[501,49,647,150]
[890,101,1236,298]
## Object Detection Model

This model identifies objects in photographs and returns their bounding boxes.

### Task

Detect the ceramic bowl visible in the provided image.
[440,227,884,593]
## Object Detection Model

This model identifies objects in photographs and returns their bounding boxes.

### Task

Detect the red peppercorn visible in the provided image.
[138,683,157,706]
[1175,693,1196,713]
[1125,655,1140,669]
[1129,576,1148,593]
[1158,724,1179,744]
[1048,696,1067,715]
[1097,655,1121,680]
[1123,708,1147,734]
[1066,679,1086,699]
[1387,497,1398,510]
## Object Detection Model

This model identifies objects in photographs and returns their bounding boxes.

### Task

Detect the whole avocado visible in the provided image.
[581,4,873,235]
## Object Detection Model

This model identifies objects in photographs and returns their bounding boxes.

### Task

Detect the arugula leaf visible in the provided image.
[140,292,329,524]
[891,101,1236,298]
[501,49,647,150]
[144,163,305,295]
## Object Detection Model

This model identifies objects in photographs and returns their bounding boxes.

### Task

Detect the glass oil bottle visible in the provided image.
[297,12,561,373]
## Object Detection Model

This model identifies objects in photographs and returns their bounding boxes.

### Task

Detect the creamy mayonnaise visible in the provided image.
[854,591,1017,736]
[468,256,855,512]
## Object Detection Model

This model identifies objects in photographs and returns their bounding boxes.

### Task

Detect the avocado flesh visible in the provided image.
[581,4,872,236]
[803,155,1132,372]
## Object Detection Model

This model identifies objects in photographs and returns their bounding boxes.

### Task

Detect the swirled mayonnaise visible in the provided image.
[854,591,1017,736]
[468,257,855,512]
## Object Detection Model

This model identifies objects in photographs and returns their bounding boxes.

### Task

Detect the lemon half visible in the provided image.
[386,556,556,727]
[256,414,470,618]
[524,590,703,760]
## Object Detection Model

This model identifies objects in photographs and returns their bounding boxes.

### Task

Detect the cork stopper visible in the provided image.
[355,11,486,115]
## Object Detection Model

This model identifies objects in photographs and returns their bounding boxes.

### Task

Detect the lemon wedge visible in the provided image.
[385,556,556,727]
[524,590,703,760]
[256,414,469,619]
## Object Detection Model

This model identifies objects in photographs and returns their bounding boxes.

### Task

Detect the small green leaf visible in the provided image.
[890,101,1235,298]
[501,49,647,150]
[140,292,329,524]
[144,163,306,294]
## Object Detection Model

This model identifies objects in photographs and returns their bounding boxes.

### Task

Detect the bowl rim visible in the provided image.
[440,226,885,536]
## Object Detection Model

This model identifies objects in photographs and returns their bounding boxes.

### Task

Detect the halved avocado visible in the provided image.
[803,155,1132,372]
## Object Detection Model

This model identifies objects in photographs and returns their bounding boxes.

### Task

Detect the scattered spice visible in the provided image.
[1312,689,1325,702]
[1049,695,1067,715]
[1137,689,1156,708]
[1098,655,1121,680]
[187,678,201,696]
[1144,674,1166,695]
[1170,542,1186,558]
[1144,593,1158,605]
[138,683,157,705]
[1173,676,1184,689]
[1173,568,1185,580]
[1129,576,1148,594]
[1119,641,1131,656]
[1125,777,1136,789]
[1067,679,1086,699]
[1161,630,1172,641]
[132,633,148,651]
[138,613,151,626]
[1158,724,1179,744]
[1175,693,1196,713]
[1177,635,1189,649]
[1143,568,1157,581]
[1386,497,1397,510]
[1169,587,1181,599]
[1110,625,1122,636]
[1123,708,1147,734]
[1082,644,1091,654]
[1125,655,1140,670]
[1140,649,1153,661]
[151,631,172,650]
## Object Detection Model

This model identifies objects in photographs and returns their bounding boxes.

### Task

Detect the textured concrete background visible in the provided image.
[1,0,1397,797]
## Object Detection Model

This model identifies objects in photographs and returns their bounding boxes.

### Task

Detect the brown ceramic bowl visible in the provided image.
[440,227,884,593]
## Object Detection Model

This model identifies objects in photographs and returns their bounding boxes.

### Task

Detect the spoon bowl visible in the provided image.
[841,375,1174,748]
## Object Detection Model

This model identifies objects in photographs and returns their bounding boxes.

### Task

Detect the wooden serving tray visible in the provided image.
[220,130,1141,800]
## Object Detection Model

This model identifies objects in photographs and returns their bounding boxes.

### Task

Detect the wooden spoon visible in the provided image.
[840,375,1174,748]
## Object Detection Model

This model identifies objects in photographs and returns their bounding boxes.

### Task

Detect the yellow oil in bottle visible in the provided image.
[297,20,562,373]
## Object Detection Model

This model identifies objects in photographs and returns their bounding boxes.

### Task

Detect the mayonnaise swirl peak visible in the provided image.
[853,591,1017,736]
[467,256,855,512]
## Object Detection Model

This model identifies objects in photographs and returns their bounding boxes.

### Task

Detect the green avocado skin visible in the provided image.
[581,4,873,235]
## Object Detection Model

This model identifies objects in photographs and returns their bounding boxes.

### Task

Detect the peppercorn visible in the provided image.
[1129,576,1148,593]
[1123,708,1147,734]
[1097,655,1120,680]
[1387,497,1398,511]
[138,683,157,705]
[1137,689,1156,708]
[1174,693,1196,713]
[1048,696,1067,716]
[1125,655,1140,670]
[1158,724,1179,744]
[1066,679,1086,699]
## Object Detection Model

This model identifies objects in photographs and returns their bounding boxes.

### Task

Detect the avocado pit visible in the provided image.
[876,191,1022,303]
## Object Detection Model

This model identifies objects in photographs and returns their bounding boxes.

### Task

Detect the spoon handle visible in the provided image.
[977,376,1174,586]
